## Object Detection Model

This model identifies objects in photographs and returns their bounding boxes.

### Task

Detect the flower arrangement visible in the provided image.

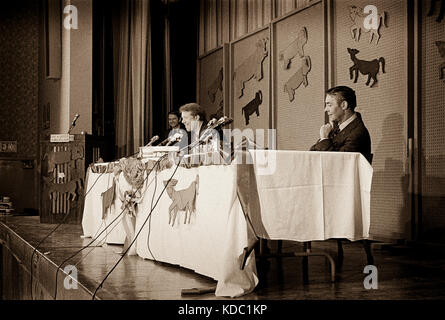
[114,158,146,189]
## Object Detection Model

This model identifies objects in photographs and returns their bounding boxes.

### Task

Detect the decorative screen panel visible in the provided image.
[230,28,271,148]
[273,1,325,150]
[420,0,445,240]
[197,46,225,120]
[333,0,409,240]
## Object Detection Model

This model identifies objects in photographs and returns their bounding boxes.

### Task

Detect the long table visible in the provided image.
[81,150,373,297]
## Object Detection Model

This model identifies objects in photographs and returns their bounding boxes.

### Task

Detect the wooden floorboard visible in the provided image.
[1,216,445,300]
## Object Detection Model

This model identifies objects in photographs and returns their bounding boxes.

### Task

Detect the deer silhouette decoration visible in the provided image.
[436,41,445,81]
[347,48,385,87]
[349,5,387,45]
[428,0,445,23]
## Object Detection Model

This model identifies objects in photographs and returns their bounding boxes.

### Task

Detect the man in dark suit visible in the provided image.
[310,86,372,163]
[179,102,215,158]
[179,103,207,136]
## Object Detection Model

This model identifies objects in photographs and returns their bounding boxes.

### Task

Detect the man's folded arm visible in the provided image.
[310,138,334,151]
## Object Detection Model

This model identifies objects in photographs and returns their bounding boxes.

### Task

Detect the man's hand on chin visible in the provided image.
[320,123,333,140]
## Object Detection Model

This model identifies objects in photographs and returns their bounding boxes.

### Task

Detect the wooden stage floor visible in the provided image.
[1,216,445,300]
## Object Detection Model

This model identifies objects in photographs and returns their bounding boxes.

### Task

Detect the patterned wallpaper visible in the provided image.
[0,1,39,159]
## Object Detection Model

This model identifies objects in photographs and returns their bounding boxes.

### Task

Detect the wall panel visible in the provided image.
[197,46,226,120]
[273,2,325,150]
[333,0,409,240]
[420,0,445,241]
[230,28,271,147]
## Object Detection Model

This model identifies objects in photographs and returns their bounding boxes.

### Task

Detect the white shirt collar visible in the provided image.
[339,113,357,132]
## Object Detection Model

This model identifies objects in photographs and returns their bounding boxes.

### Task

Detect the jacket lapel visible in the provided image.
[333,113,362,144]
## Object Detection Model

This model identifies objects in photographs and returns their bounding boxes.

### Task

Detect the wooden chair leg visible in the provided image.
[277,240,282,254]
[302,242,310,284]
[363,240,374,265]
[336,240,344,269]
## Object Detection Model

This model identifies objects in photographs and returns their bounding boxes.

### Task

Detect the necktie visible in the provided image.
[330,124,340,139]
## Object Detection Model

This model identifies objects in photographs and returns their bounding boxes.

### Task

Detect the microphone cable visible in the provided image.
[30,149,142,299]
[70,162,160,268]
[91,156,182,299]
[71,213,124,268]
[53,153,168,299]
[29,170,105,300]
[146,160,160,261]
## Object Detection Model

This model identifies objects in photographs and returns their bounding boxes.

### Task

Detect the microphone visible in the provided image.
[206,118,217,128]
[198,117,232,144]
[145,135,159,146]
[159,132,184,146]
[215,116,233,127]
[178,115,233,154]
[166,132,184,146]
[67,114,80,134]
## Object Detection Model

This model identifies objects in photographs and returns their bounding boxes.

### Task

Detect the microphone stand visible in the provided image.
[67,115,80,134]
[177,118,232,166]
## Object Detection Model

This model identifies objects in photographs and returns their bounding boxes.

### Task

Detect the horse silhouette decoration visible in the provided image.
[349,5,387,45]
[428,0,445,23]
[436,41,445,81]
[233,38,268,98]
[242,91,262,125]
[207,68,223,103]
[347,48,385,88]
[164,176,199,226]
[279,27,308,70]
[284,56,311,102]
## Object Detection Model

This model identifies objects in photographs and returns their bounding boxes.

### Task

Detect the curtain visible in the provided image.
[199,0,314,55]
[113,0,152,157]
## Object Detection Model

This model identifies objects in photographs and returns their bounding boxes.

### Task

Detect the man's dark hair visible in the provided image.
[168,110,181,119]
[179,103,207,122]
[326,86,357,111]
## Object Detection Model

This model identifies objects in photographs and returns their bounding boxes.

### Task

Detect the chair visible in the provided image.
[264,153,374,282]
[249,239,336,284]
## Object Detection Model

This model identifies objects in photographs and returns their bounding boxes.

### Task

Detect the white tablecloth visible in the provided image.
[81,169,126,244]
[81,150,373,297]
[247,150,372,241]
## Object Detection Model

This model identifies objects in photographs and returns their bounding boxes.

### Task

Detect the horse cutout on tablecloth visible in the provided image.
[164,175,199,226]
[347,48,385,88]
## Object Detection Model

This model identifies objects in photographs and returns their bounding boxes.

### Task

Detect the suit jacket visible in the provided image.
[310,112,372,163]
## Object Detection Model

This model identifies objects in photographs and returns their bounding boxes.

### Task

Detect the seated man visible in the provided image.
[310,86,372,163]
[166,110,186,139]
[179,103,208,141]
[163,110,187,148]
